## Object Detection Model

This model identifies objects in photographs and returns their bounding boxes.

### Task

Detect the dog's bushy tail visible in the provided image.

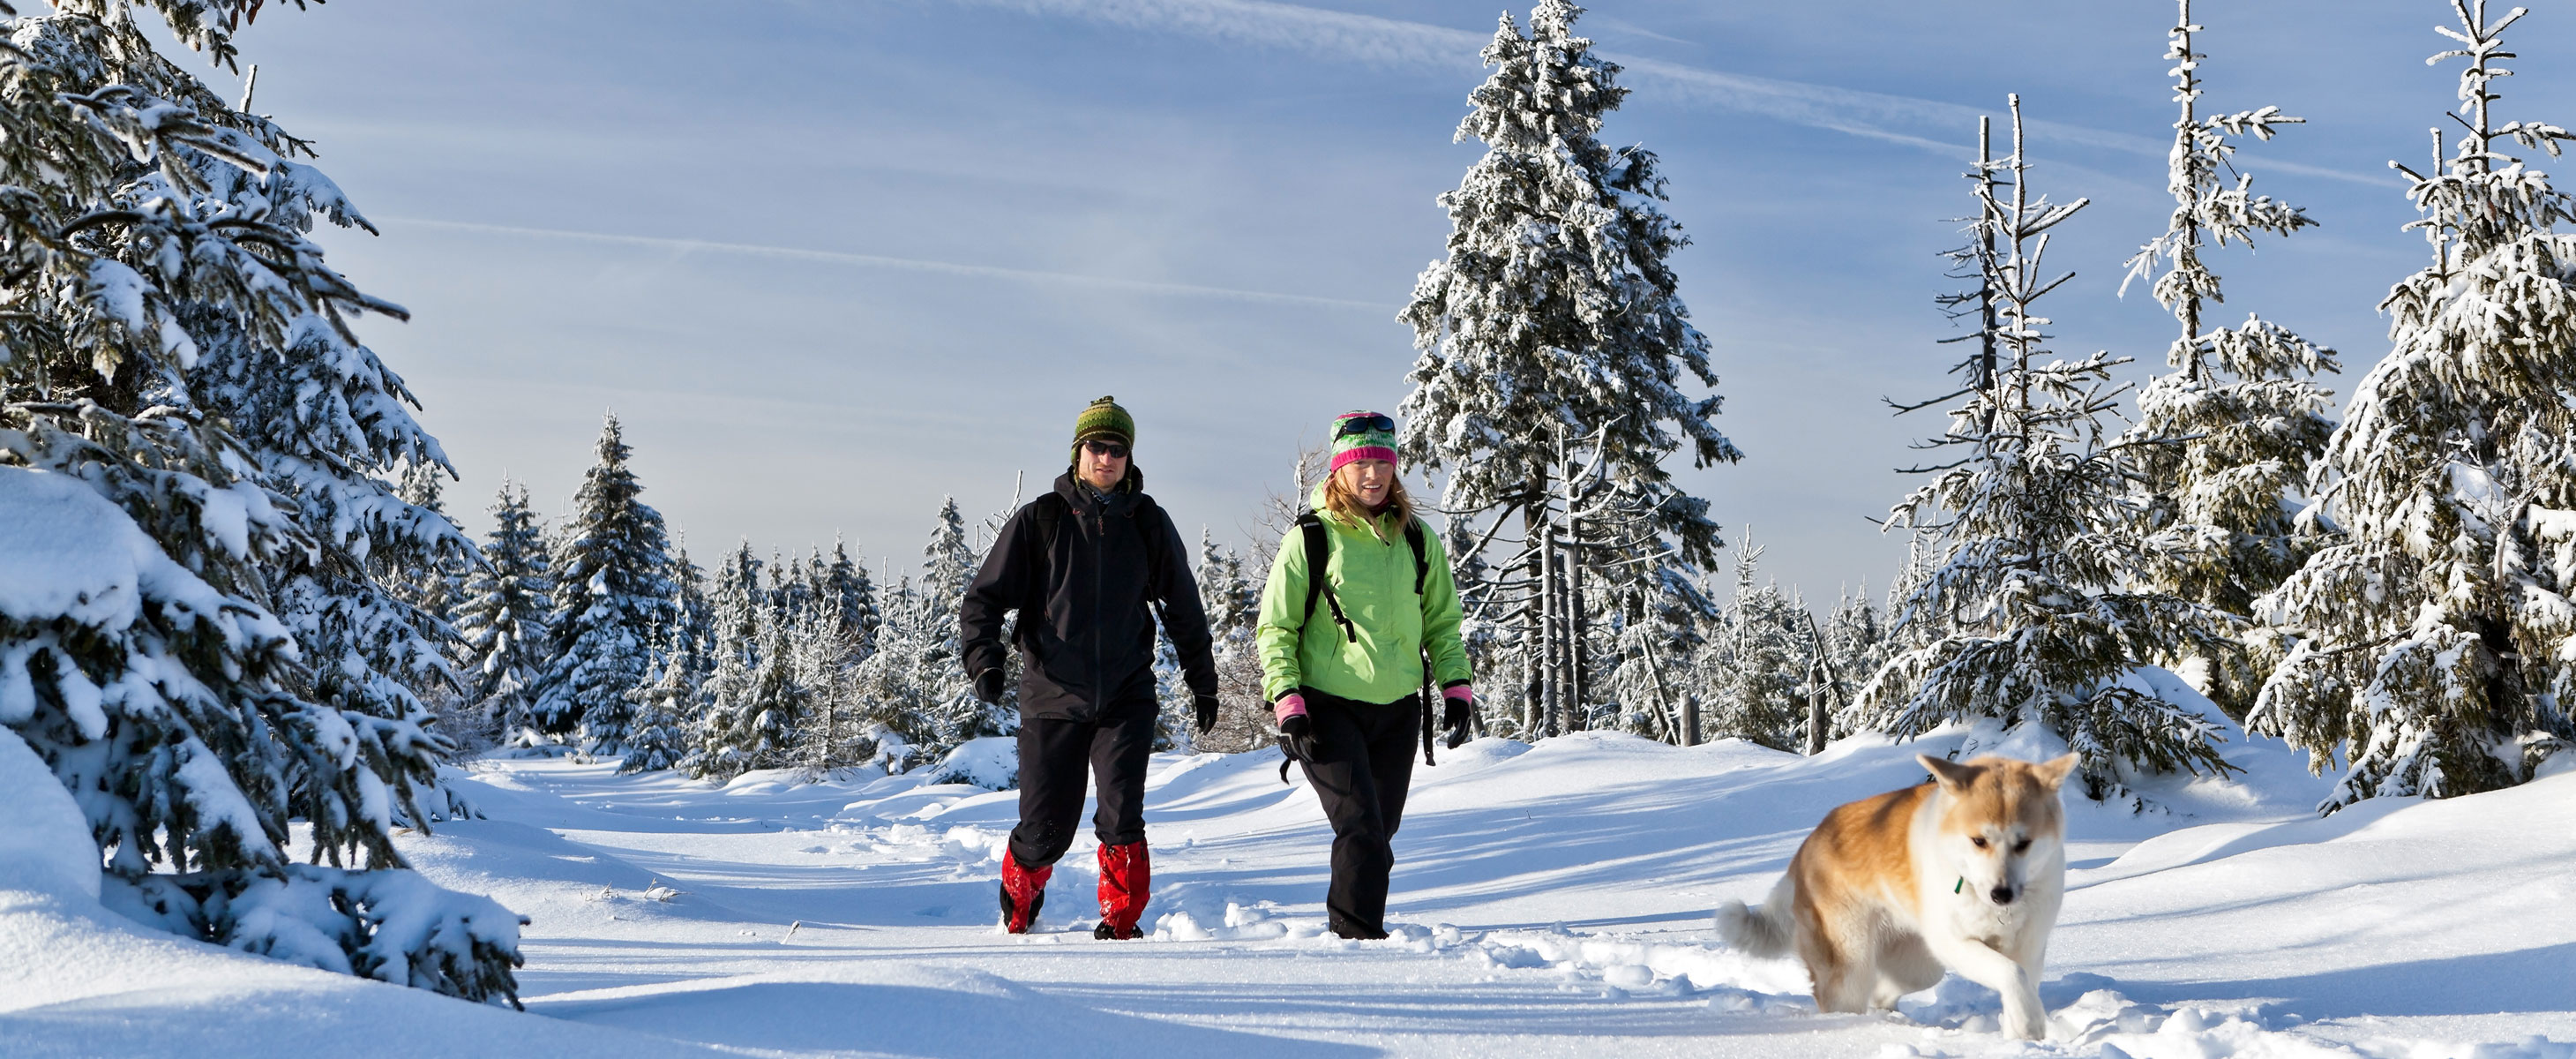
[1713,873,1795,958]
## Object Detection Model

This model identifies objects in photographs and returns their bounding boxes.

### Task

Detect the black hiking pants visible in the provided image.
[1007,695,1158,869]
[1297,688,1421,937]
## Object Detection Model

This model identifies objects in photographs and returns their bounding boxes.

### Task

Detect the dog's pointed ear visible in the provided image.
[1918,754,1979,792]
[2033,754,2078,792]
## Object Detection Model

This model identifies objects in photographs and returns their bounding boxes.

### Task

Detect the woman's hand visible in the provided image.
[1441,685,1474,748]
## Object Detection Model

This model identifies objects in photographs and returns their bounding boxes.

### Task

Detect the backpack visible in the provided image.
[1282,509,1445,776]
[1294,509,1427,642]
[1024,491,1168,615]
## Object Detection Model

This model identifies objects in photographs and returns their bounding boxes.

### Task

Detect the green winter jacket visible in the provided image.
[1256,484,1472,705]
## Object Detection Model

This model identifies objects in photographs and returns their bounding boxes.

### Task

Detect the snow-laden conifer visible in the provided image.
[2251,1,2576,807]
[1857,101,2235,800]
[1822,582,1889,724]
[1190,528,1270,752]
[790,598,868,779]
[386,462,468,635]
[1707,537,1808,751]
[819,536,879,651]
[2118,0,2340,717]
[0,0,517,1002]
[917,498,1004,748]
[1397,0,1738,738]
[537,414,677,757]
[689,543,773,782]
[1601,564,1712,744]
[453,481,553,746]
[621,545,708,774]
[388,461,478,746]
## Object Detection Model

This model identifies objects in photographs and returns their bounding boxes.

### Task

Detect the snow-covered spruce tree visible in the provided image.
[849,575,934,770]
[818,536,880,653]
[1706,536,1809,751]
[620,544,708,774]
[538,414,676,757]
[1398,0,1739,738]
[387,460,478,746]
[453,481,553,746]
[1820,582,1889,732]
[790,597,872,779]
[0,0,517,1002]
[2252,1,2576,807]
[1858,101,2236,800]
[1191,528,1271,753]
[386,462,468,637]
[917,497,1005,752]
[1601,562,1713,743]
[2118,0,2340,717]
[687,542,771,782]
[623,622,704,775]
[765,547,810,625]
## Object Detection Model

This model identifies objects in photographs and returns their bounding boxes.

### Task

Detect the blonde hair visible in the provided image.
[1322,464,1414,534]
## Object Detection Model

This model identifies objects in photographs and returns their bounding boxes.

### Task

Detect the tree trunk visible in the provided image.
[1555,530,1576,732]
[1520,505,1546,737]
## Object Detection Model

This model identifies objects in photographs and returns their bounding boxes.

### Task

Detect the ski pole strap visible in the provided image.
[1419,657,1436,767]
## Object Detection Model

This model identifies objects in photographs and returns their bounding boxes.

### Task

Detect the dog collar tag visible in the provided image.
[1953,876,1965,894]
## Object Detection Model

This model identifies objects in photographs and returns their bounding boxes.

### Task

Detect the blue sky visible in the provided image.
[176,0,2576,600]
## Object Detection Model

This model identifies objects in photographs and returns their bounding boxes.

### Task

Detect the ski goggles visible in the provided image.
[1334,412,1396,438]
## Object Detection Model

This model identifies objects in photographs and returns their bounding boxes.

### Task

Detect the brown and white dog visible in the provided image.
[1715,753,2078,1040]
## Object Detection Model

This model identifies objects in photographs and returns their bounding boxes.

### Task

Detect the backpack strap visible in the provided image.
[1297,512,1356,643]
[1027,494,1066,610]
[1131,494,1168,605]
[1404,517,1434,767]
[1403,517,1428,597]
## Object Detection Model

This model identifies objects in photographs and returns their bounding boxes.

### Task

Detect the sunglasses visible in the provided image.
[1082,439,1129,459]
[1335,413,1396,438]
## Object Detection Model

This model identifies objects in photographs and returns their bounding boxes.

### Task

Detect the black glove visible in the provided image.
[1193,693,1219,734]
[1277,713,1320,763]
[1441,690,1473,749]
[972,667,1006,705]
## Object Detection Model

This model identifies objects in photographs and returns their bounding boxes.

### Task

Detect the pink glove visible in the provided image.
[1273,693,1308,726]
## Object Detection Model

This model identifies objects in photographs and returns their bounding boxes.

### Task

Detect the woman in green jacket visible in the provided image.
[1258,410,1474,940]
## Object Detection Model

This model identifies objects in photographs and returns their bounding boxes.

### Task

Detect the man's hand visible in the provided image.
[1278,713,1320,763]
[1193,693,1219,734]
[973,667,1006,705]
[1441,686,1474,749]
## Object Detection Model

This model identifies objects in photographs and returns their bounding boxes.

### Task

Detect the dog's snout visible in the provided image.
[1988,885,2016,905]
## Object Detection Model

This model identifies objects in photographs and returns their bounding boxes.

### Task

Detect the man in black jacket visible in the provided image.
[961,396,1219,939]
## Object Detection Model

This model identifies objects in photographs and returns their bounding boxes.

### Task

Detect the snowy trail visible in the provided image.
[395,730,2572,1058]
[7,725,2573,1057]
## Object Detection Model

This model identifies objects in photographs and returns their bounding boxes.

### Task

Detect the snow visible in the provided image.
[4,719,2572,1056]
[0,466,157,628]
[0,726,100,902]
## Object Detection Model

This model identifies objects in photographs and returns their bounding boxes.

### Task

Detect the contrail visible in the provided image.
[378,217,1394,312]
[938,0,2395,188]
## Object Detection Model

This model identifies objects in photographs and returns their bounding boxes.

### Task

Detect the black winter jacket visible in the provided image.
[960,469,1218,723]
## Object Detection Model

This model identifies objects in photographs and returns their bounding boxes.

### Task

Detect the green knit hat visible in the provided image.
[1071,395,1134,464]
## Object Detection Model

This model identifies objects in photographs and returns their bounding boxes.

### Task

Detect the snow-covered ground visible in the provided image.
[4,720,2572,1058]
